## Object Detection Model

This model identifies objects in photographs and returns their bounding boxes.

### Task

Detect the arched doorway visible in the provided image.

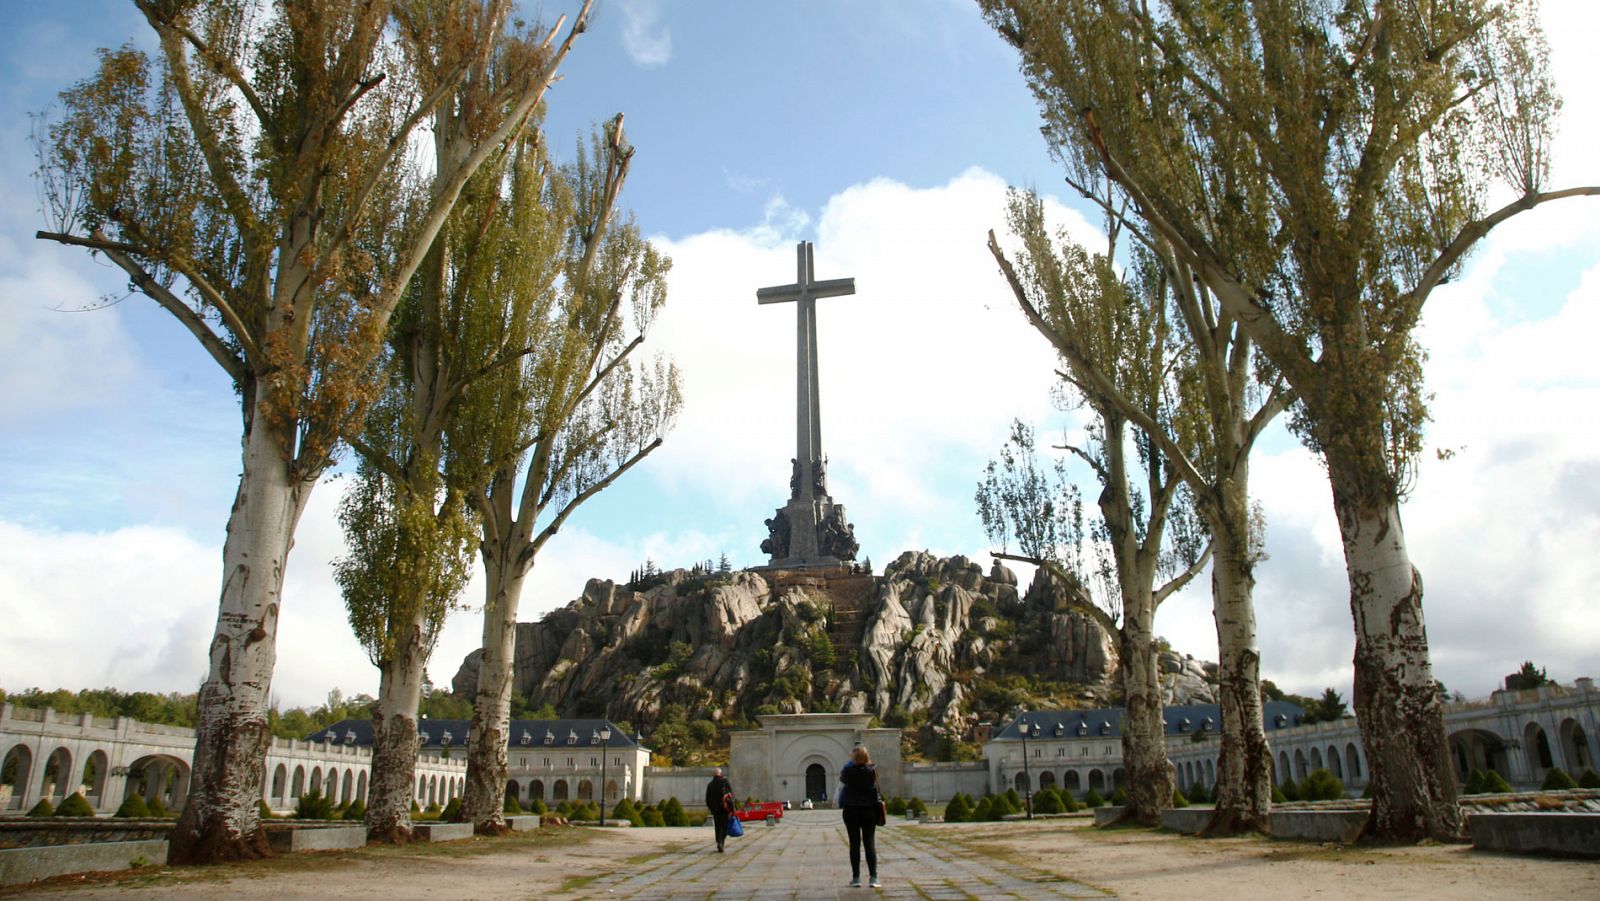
[41,747,73,804]
[553,779,569,801]
[271,765,288,807]
[1039,771,1056,790]
[1524,723,1554,777]
[1064,771,1081,792]
[531,779,545,801]
[2,745,32,811]
[1326,746,1342,779]
[1559,719,1592,773]
[80,749,109,807]
[805,763,826,802]
[1449,729,1510,784]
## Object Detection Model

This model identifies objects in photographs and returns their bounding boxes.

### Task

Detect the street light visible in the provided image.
[1018,715,1039,820]
[598,724,612,826]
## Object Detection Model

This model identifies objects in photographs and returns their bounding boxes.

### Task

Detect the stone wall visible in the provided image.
[902,762,989,803]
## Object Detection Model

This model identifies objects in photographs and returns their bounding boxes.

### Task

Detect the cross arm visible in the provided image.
[756,277,856,304]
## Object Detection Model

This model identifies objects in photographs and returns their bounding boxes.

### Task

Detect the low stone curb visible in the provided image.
[265,824,367,853]
[411,822,474,842]
[1469,812,1600,858]
[0,839,168,887]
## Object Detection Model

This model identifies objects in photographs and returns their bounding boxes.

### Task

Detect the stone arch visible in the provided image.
[1344,743,1362,780]
[1014,771,1030,793]
[1088,769,1105,792]
[2,744,33,811]
[1310,747,1324,771]
[80,749,110,806]
[531,779,545,801]
[310,767,323,799]
[805,763,827,801]
[124,754,190,810]
[553,779,569,801]
[324,768,338,803]
[1293,749,1308,781]
[1325,745,1343,780]
[429,775,439,806]
[1524,722,1554,773]
[293,765,306,799]
[271,764,288,806]
[357,770,368,805]
[606,779,620,802]
[415,774,424,803]
[1449,728,1510,783]
[1278,751,1291,785]
[578,779,594,801]
[1039,770,1056,789]
[41,746,73,804]
[1204,759,1215,787]
[1558,718,1591,773]
[1064,770,1081,792]
[342,770,354,806]
[506,779,521,804]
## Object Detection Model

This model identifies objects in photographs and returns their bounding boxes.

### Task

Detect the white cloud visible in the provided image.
[617,0,672,68]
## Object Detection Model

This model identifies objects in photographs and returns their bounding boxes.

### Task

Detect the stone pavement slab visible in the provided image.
[589,810,1106,900]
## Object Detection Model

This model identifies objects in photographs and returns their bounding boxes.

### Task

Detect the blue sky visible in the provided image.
[2,1,1598,709]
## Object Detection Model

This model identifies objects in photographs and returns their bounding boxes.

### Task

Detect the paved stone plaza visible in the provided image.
[593,810,1105,900]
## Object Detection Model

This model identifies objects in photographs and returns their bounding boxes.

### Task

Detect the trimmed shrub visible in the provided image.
[1464,769,1487,795]
[1481,769,1511,794]
[258,798,275,820]
[1172,788,1189,808]
[115,794,151,818]
[1004,788,1023,810]
[411,799,421,814]
[661,797,689,827]
[640,803,665,827]
[886,796,908,815]
[1280,778,1301,802]
[442,797,464,822]
[530,798,549,814]
[54,792,95,817]
[1033,786,1064,814]
[1542,767,1579,791]
[909,797,928,817]
[1186,783,1209,804]
[1082,788,1105,808]
[1302,769,1345,801]
[504,794,524,814]
[971,796,993,821]
[1062,789,1080,812]
[1271,785,1287,804]
[571,801,600,821]
[295,789,334,820]
[147,796,170,818]
[613,797,644,826]
[342,799,366,821]
[1578,769,1600,789]
[27,798,54,817]
[1109,787,1126,807]
[944,793,973,823]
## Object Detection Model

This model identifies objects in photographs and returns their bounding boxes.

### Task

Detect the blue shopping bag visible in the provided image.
[727,815,744,838]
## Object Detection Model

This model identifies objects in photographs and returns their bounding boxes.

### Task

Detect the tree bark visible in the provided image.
[1202,490,1273,835]
[364,617,430,844]
[168,416,307,863]
[1114,588,1172,826]
[461,546,526,834]
[1327,456,1462,843]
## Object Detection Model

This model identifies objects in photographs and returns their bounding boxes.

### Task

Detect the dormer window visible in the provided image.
[1178,717,1191,733]
[1274,714,1287,728]
[544,730,555,746]
[567,729,578,745]
[345,730,356,744]
[1053,723,1064,737]
[520,730,533,746]
[441,730,453,745]
[590,730,601,745]
[1099,721,1111,735]
[420,731,431,743]
[1076,721,1088,736]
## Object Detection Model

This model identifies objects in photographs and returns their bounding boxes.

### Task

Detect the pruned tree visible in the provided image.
[453,117,682,833]
[980,0,1598,841]
[34,0,595,862]
[990,184,1289,833]
[976,212,1211,826]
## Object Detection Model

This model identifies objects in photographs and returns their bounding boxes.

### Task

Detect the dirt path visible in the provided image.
[5,816,1596,900]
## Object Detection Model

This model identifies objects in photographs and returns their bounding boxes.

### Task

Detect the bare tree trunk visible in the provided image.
[365,617,429,844]
[1114,589,1171,827]
[169,418,307,863]
[1203,493,1272,834]
[1327,459,1462,843]
[461,547,526,834]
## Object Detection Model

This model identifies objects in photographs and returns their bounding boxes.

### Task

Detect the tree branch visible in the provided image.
[1153,539,1213,607]
[989,551,1119,634]
[523,435,662,569]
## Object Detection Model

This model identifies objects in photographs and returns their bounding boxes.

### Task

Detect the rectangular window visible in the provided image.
[543,757,550,767]
[1105,746,1113,756]
[519,757,526,767]
[590,757,598,767]
[1056,748,1065,757]
[1032,748,1040,758]
[566,757,574,766]
[1080,747,1088,756]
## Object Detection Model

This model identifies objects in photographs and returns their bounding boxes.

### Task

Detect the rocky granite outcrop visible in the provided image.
[452,550,1217,738]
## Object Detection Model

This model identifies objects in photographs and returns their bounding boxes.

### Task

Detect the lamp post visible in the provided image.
[1018,715,1038,820]
[598,724,612,826]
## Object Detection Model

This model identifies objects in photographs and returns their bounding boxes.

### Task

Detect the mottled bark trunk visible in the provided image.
[1114,590,1171,827]
[1328,459,1462,843]
[461,549,526,834]
[169,418,307,863]
[365,618,430,843]
[1203,496,1272,835]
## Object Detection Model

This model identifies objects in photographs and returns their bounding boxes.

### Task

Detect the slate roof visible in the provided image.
[990,701,1307,741]
[307,718,643,750]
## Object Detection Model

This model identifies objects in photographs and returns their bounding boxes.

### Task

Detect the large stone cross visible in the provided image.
[756,241,859,566]
[757,241,854,502]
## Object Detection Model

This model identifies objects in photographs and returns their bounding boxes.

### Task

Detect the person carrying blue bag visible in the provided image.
[705,767,737,852]
[838,745,884,888]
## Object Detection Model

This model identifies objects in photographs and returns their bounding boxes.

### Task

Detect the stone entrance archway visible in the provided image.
[805,763,826,802]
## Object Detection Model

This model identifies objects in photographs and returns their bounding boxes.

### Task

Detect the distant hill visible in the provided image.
[453,551,1218,759]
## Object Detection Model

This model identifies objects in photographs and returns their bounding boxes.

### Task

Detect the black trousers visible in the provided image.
[841,805,878,878]
[712,812,730,846]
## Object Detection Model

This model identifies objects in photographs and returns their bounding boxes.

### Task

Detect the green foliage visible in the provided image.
[1578,769,1600,789]
[803,629,836,671]
[909,797,927,817]
[660,796,689,827]
[1063,789,1081,812]
[612,797,644,826]
[944,793,974,823]
[976,420,1084,567]
[1109,787,1127,807]
[886,796,908,816]
[1184,783,1207,804]
[1541,767,1578,791]
[54,792,93,817]
[3,687,199,730]
[27,799,54,817]
[1514,661,1551,690]
[529,798,549,815]
[1464,769,1487,795]
[258,798,275,820]
[1280,778,1301,802]
[1271,785,1287,804]
[504,794,523,814]
[569,800,600,821]
[640,803,665,827]
[1171,788,1189,808]
[656,641,695,679]
[295,789,335,820]
[1082,788,1105,808]
[443,797,464,821]
[343,799,366,821]
[972,796,994,822]
[147,796,170,818]
[1483,770,1512,792]
[1033,786,1064,814]
[115,794,151,818]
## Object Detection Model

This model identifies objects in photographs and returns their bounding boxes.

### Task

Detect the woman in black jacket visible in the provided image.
[705,768,735,852]
[838,745,882,888]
